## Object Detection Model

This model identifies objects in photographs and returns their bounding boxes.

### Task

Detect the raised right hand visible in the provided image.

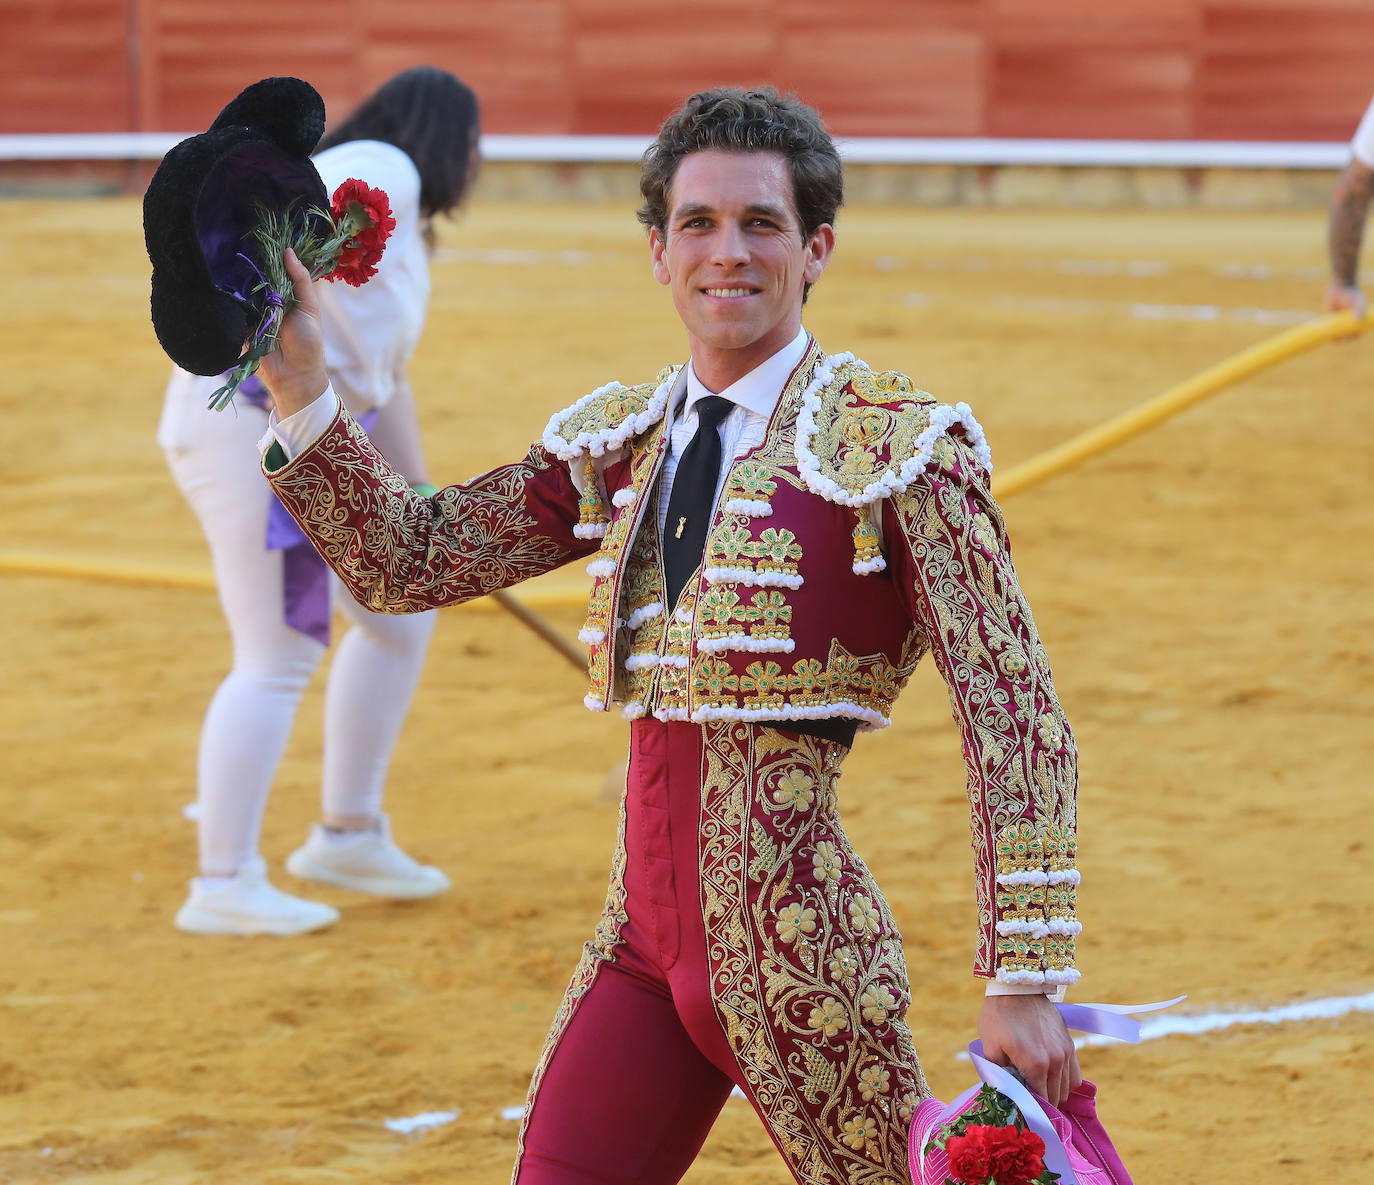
[256,248,330,417]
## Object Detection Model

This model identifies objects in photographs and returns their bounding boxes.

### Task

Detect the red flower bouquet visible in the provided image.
[207,177,394,408]
[926,1085,1059,1185]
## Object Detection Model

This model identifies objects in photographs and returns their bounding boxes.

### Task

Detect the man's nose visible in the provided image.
[709,223,749,267]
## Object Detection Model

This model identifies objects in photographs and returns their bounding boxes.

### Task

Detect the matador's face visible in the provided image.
[650,149,833,388]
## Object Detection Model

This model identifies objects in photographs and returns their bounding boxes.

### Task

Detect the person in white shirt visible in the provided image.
[1327,94,1374,318]
[159,66,481,936]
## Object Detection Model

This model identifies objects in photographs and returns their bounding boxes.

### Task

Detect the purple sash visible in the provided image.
[239,375,377,645]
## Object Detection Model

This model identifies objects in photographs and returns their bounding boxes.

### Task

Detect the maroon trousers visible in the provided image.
[512,720,928,1184]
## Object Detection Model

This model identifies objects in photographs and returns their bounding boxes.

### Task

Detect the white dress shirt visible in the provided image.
[657,328,809,534]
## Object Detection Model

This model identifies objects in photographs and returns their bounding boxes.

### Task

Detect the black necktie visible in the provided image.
[663,395,733,609]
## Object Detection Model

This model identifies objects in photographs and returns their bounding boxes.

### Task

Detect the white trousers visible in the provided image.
[165,401,436,874]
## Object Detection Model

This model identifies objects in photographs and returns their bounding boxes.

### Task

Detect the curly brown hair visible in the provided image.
[637,88,844,243]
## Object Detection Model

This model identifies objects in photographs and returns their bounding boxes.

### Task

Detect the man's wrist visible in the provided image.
[984,979,1067,1003]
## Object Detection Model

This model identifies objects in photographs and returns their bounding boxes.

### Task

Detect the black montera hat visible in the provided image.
[143,76,330,376]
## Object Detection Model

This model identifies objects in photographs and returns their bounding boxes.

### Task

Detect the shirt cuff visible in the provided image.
[256,385,339,463]
[984,980,1067,1003]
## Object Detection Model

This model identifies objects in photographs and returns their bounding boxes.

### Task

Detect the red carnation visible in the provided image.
[330,243,380,287]
[330,178,396,242]
[325,178,394,286]
[946,1124,1046,1185]
[988,1127,1046,1183]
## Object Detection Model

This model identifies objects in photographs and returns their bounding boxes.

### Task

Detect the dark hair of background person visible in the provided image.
[638,87,845,243]
[317,65,481,219]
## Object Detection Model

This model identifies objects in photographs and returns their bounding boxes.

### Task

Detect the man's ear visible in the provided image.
[650,227,671,286]
[803,224,836,287]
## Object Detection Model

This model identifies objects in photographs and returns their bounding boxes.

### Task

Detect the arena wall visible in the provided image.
[6,0,1373,140]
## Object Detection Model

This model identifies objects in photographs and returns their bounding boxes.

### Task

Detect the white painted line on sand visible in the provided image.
[1076,990,1374,1048]
[995,296,1311,326]
[383,1109,460,1135]
[958,991,1374,1060]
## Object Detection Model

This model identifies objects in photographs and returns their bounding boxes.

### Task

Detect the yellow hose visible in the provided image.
[0,548,588,610]
[4,309,1369,606]
[991,309,1372,500]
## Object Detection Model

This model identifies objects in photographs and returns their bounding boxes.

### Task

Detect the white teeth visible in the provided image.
[705,288,753,298]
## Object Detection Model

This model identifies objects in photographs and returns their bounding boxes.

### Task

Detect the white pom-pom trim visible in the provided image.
[1046,918,1083,936]
[621,702,646,720]
[996,871,1049,887]
[793,353,994,509]
[660,655,689,669]
[675,607,693,623]
[1047,869,1081,885]
[996,920,1050,937]
[1044,968,1082,986]
[543,372,678,461]
[852,556,887,575]
[573,522,608,540]
[994,969,1047,985]
[703,566,804,590]
[697,635,796,654]
[583,695,607,712]
[653,706,690,722]
[689,701,887,732]
[611,487,638,508]
[623,654,660,671]
[624,603,664,631]
[723,498,773,517]
[585,558,617,579]
[577,627,607,645]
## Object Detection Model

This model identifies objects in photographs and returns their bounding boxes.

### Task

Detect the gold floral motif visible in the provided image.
[747,527,803,572]
[707,521,754,566]
[812,841,843,884]
[858,1064,891,1101]
[778,903,820,944]
[740,660,790,704]
[996,822,1044,876]
[726,460,780,501]
[744,590,793,639]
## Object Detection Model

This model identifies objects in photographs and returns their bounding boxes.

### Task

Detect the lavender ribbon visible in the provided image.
[238,374,378,646]
[917,997,1186,1185]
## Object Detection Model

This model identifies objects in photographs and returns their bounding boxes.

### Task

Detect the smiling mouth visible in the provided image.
[703,287,757,298]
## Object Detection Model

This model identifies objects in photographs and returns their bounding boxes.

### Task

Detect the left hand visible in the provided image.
[978,993,1082,1108]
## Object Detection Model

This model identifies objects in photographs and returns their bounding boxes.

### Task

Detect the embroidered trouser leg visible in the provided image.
[512,720,928,1184]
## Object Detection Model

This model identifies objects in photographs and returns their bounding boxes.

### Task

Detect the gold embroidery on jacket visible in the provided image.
[889,436,1077,980]
[700,723,927,1182]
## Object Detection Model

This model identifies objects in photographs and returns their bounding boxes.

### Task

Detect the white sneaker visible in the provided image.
[175,857,339,936]
[286,814,450,899]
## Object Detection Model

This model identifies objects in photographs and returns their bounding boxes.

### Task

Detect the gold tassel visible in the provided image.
[852,512,881,567]
[577,456,609,533]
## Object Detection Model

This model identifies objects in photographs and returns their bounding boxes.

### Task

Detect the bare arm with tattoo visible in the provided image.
[1327,157,1374,318]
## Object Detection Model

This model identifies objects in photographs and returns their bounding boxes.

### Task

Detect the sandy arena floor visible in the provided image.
[2,194,1371,1183]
